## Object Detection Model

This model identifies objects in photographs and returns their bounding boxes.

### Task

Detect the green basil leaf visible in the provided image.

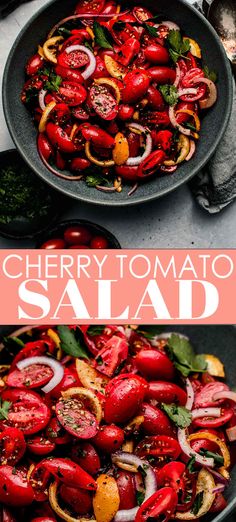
[93,21,113,50]
[57,326,89,359]
[159,84,178,106]
[191,491,204,516]
[161,403,192,428]
[203,65,217,83]
[87,326,106,336]
[144,23,159,37]
[0,400,12,421]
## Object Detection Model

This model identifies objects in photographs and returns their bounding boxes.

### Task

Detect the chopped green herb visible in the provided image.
[3,336,24,350]
[191,491,204,516]
[187,455,196,473]
[159,84,178,106]
[58,27,72,37]
[87,325,105,336]
[184,122,197,132]
[167,334,207,377]
[86,174,109,187]
[167,30,190,63]
[203,65,217,83]
[138,465,147,478]
[144,23,159,38]
[84,41,94,53]
[136,490,145,506]
[199,449,224,466]
[93,21,113,50]
[57,326,89,359]
[161,403,192,428]
[0,400,12,421]
[45,73,62,93]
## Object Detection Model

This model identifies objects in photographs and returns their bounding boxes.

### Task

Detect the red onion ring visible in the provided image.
[178,88,199,97]
[16,356,64,394]
[155,20,180,31]
[169,106,193,137]
[38,144,83,180]
[112,452,157,521]
[96,185,117,192]
[126,123,152,166]
[128,183,138,196]
[206,467,230,485]
[226,425,236,442]
[39,89,47,111]
[192,77,217,109]
[185,140,196,161]
[185,378,194,411]
[174,63,181,88]
[48,11,130,38]
[65,44,96,79]
[177,428,215,468]
[212,484,226,494]
[191,407,221,420]
[213,391,236,403]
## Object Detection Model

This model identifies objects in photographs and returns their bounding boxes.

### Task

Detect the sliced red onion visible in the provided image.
[185,140,196,161]
[185,378,194,411]
[206,467,229,485]
[150,331,189,347]
[226,425,236,442]
[178,428,215,468]
[212,484,226,494]
[155,21,180,31]
[191,407,221,420]
[174,63,181,88]
[169,106,192,137]
[213,391,236,403]
[38,144,83,180]
[178,88,199,97]
[126,124,152,166]
[48,11,130,38]
[65,45,96,80]
[192,77,217,109]
[112,452,157,521]
[39,89,47,111]
[160,165,177,173]
[128,183,139,197]
[16,356,64,393]
[96,185,117,192]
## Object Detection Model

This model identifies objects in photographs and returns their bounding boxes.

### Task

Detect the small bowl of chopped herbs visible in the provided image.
[0,149,62,239]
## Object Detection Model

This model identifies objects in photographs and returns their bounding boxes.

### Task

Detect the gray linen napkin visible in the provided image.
[187,0,236,213]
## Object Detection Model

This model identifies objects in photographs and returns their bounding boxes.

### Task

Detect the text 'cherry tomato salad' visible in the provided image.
[21,0,218,196]
[0,325,235,521]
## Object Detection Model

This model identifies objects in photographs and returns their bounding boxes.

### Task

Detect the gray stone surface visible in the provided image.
[0,0,236,251]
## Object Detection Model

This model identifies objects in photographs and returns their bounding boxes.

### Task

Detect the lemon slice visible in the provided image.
[203,354,225,377]
[184,37,202,58]
[175,468,215,519]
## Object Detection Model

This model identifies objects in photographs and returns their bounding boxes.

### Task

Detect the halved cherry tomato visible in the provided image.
[117,38,140,66]
[56,396,98,438]
[70,441,101,475]
[46,123,76,153]
[122,69,150,103]
[104,374,147,424]
[27,435,56,456]
[136,436,181,459]
[140,403,172,436]
[59,484,92,515]
[116,470,136,510]
[92,424,124,453]
[135,487,178,522]
[50,103,71,125]
[46,416,71,445]
[0,428,26,466]
[57,81,87,106]
[144,44,169,64]
[132,6,153,22]
[7,364,53,389]
[194,382,229,408]
[138,150,166,178]
[0,389,51,435]
[55,64,84,83]
[58,49,89,69]
[135,349,175,380]
[0,466,34,507]
[148,66,176,84]
[176,101,195,124]
[156,461,186,493]
[151,130,173,152]
[26,53,44,76]
[75,0,105,14]
[38,457,97,490]
[89,83,118,120]
[146,381,187,406]
[95,335,128,376]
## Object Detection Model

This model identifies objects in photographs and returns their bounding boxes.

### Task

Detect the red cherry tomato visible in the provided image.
[193,407,234,428]
[136,436,181,459]
[0,466,34,507]
[0,389,51,435]
[27,435,56,456]
[156,462,186,493]
[148,66,176,84]
[95,335,128,376]
[55,64,84,83]
[122,70,150,103]
[92,424,124,453]
[104,374,147,424]
[37,133,53,161]
[46,417,71,445]
[118,104,135,121]
[57,81,87,106]
[116,470,137,510]
[7,364,53,389]
[56,395,98,438]
[147,85,165,110]
[70,157,91,171]
[140,403,172,436]
[135,487,178,522]
[26,53,44,76]
[117,38,140,66]
[92,56,110,79]
[40,238,66,249]
[70,441,101,475]
[144,44,169,64]
[132,6,153,22]
[64,226,92,245]
[50,103,71,125]
[58,48,89,69]
[59,484,92,515]
[210,493,227,513]
[88,83,118,120]
[11,340,48,369]
[75,0,105,14]
[194,382,229,408]
[49,367,81,399]
[90,236,109,249]
[46,123,76,153]
[0,428,26,466]
[135,349,175,380]
[80,124,114,148]
[146,381,187,406]
[141,110,170,126]
[137,150,166,178]
[151,130,173,151]
[115,165,139,182]
[38,457,97,490]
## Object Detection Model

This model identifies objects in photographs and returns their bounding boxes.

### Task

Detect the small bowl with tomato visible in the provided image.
[36,219,121,249]
[3,0,233,206]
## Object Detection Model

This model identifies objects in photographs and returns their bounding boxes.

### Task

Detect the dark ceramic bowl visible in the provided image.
[36,219,121,248]
[0,149,63,239]
[0,324,235,521]
[2,0,233,206]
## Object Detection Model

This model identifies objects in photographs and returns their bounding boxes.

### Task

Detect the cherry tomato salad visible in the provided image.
[0,325,235,521]
[21,0,218,196]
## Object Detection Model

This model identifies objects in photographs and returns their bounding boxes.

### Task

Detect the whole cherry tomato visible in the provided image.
[148,66,176,84]
[26,53,44,76]
[116,470,137,509]
[92,424,124,453]
[27,435,56,456]
[0,466,34,507]
[37,133,53,161]
[40,238,66,249]
[38,458,97,490]
[122,69,150,103]
[64,226,92,245]
[144,44,169,64]
[80,124,114,148]
[135,487,178,522]
[136,435,181,459]
[90,236,109,249]
[104,374,147,424]
[118,104,135,121]
[70,441,101,475]
[55,64,84,83]
[146,381,187,406]
[50,103,71,125]
[135,349,175,380]
[151,130,173,151]
[140,403,172,436]
[92,56,110,79]
[46,123,76,153]
[59,484,92,515]
[147,85,165,110]
[115,165,139,182]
